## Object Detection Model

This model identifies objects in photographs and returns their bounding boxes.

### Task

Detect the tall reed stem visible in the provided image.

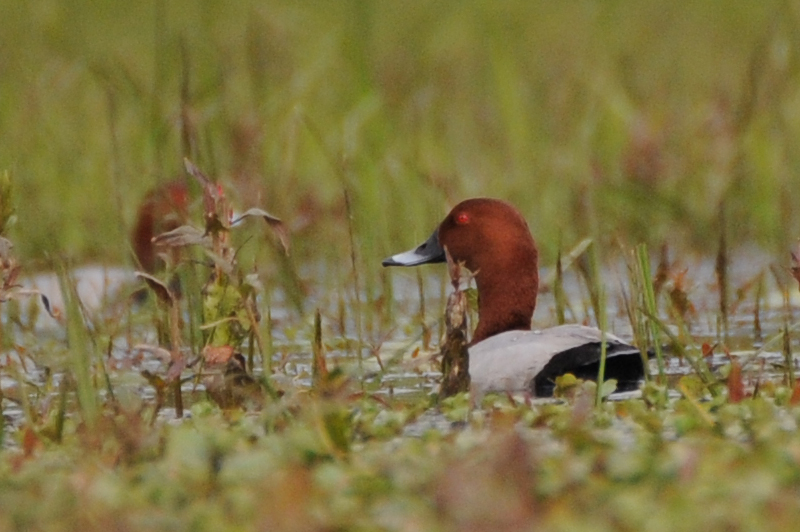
[715,204,729,343]
[554,247,566,325]
[784,287,795,389]
[637,244,664,384]
[417,269,430,350]
[590,242,608,407]
[58,265,99,428]
[343,189,364,373]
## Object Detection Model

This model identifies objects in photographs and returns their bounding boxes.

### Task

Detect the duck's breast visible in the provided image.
[468,325,640,398]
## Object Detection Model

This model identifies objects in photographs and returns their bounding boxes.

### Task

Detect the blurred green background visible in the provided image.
[2,0,799,274]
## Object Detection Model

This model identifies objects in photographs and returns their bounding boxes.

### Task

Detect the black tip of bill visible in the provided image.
[382,229,446,267]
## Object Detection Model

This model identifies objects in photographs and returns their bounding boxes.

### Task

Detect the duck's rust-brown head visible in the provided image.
[383,198,539,343]
[132,180,190,273]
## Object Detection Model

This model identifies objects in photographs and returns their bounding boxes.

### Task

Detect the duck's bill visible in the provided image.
[382,229,446,267]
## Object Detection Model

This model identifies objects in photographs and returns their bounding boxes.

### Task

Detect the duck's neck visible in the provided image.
[470,264,538,344]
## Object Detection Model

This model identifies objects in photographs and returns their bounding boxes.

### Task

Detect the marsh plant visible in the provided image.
[137,159,288,415]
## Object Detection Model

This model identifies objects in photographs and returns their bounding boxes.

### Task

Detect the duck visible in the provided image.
[382,198,646,397]
[132,180,190,273]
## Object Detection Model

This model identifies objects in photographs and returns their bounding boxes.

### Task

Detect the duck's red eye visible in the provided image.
[455,212,470,225]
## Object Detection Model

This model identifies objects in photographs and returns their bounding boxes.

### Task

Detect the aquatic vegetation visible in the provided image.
[3,2,800,530]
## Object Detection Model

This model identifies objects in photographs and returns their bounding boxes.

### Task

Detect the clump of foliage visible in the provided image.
[137,159,288,415]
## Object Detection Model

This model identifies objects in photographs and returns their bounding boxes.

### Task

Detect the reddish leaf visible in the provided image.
[22,427,41,458]
[727,360,745,403]
[701,342,716,358]
[203,345,235,366]
[669,268,696,319]
[652,242,670,295]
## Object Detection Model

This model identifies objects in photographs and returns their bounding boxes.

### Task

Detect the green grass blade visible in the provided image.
[57,264,99,428]
[637,243,665,384]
